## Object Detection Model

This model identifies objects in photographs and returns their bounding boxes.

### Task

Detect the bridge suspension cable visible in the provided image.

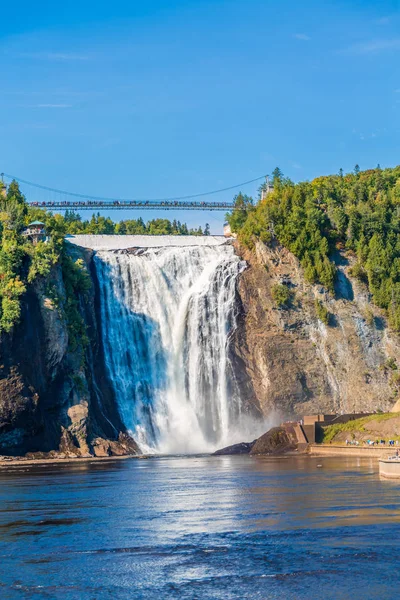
[2,172,266,204]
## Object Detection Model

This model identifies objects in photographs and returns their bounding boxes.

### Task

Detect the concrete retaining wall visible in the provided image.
[309,444,396,458]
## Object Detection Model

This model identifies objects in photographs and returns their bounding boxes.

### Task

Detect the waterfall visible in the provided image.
[94,243,247,453]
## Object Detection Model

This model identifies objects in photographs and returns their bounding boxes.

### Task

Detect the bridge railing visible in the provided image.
[28,200,235,211]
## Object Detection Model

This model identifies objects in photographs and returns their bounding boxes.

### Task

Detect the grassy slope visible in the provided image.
[322,413,400,443]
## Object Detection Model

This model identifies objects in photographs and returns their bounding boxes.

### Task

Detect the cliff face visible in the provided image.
[2,238,399,456]
[0,245,138,457]
[231,240,400,419]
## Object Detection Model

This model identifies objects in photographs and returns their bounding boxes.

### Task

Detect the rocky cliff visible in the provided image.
[1,237,399,457]
[0,244,139,457]
[231,240,400,419]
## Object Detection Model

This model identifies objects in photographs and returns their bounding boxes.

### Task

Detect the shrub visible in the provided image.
[391,372,400,387]
[364,306,374,326]
[271,283,293,308]
[386,357,397,371]
[314,299,330,325]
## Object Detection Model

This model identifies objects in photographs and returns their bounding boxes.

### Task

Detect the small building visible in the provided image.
[260,177,274,201]
[22,221,47,245]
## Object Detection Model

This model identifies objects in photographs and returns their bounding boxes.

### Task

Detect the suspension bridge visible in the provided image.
[27,199,234,211]
[1,173,269,212]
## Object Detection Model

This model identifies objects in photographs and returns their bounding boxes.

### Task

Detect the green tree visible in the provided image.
[272,167,284,186]
[226,193,254,233]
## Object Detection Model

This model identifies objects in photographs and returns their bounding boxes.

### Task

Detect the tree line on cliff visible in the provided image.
[226,164,400,331]
[0,181,209,333]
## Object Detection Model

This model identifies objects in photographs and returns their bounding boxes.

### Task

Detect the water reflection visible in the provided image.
[0,455,400,599]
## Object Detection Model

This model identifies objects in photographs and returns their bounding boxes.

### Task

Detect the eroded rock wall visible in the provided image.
[232,240,400,419]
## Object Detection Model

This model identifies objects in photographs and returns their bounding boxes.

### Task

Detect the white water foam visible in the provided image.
[94,244,252,453]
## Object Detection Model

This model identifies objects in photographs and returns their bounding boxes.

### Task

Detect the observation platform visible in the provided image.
[66,234,230,251]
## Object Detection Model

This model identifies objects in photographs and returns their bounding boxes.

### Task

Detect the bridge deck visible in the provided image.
[66,234,230,250]
[29,201,233,211]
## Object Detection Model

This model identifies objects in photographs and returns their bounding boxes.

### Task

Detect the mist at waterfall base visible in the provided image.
[94,245,267,454]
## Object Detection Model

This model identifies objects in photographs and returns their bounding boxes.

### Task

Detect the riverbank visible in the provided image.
[0,442,397,469]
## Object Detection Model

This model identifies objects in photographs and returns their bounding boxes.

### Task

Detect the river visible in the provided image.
[0,455,399,599]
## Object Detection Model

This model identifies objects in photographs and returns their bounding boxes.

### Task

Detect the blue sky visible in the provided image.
[1,0,399,232]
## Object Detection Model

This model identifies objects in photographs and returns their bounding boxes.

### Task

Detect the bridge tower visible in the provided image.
[260,176,274,201]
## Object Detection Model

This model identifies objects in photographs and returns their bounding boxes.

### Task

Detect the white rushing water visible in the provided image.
[94,244,249,453]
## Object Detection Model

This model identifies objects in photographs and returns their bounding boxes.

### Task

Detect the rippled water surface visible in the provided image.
[0,455,400,599]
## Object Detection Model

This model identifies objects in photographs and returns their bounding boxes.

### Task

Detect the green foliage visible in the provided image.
[0,183,29,331]
[61,255,91,352]
[227,165,400,327]
[0,181,69,331]
[1,180,27,232]
[225,193,254,236]
[0,180,208,333]
[0,277,26,332]
[385,357,397,371]
[349,261,368,282]
[391,371,400,388]
[27,241,59,283]
[321,413,400,443]
[364,306,374,327]
[314,299,330,325]
[61,213,206,236]
[271,283,293,308]
[62,256,91,295]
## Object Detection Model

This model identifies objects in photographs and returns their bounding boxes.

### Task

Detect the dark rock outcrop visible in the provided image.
[249,427,297,455]
[214,441,256,455]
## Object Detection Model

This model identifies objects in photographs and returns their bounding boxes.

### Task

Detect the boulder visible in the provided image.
[92,433,140,457]
[214,441,256,455]
[250,426,296,455]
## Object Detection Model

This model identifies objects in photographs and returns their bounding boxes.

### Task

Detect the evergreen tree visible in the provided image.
[272,167,284,186]
[226,163,400,322]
